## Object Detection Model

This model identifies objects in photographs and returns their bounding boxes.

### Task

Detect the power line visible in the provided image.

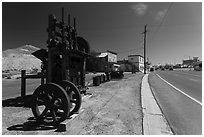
[118,42,144,54]
[118,3,173,56]
[149,2,173,43]
[117,38,144,54]
[117,46,144,54]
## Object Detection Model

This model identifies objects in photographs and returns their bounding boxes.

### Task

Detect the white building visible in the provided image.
[96,50,119,72]
[128,55,144,73]
[97,50,117,63]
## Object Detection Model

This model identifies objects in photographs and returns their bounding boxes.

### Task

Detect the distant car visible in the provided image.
[169,67,173,71]
[150,68,154,72]
[161,68,165,71]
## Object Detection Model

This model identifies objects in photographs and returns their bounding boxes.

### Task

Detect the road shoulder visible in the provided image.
[141,74,173,135]
[2,73,144,135]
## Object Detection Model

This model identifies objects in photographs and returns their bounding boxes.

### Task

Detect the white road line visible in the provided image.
[156,74,202,106]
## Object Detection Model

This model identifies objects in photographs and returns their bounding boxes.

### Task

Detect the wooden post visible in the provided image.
[74,17,78,50]
[61,7,67,80]
[21,70,26,97]
[41,77,44,85]
[68,14,70,27]
[41,69,44,85]
[81,58,86,87]
[47,14,54,83]
[143,25,147,74]
[62,7,64,24]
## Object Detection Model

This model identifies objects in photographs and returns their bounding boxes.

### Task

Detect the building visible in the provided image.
[117,59,133,72]
[97,50,117,63]
[193,61,202,71]
[128,55,144,72]
[183,57,200,67]
[95,50,119,72]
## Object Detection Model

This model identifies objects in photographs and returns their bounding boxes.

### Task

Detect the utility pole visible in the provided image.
[143,24,147,74]
[189,56,191,71]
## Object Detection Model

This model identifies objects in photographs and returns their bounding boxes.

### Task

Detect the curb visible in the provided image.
[141,74,173,135]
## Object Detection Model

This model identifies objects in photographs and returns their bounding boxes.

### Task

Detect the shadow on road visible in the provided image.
[7,115,74,132]
[2,95,33,108]
[7,119,57,131]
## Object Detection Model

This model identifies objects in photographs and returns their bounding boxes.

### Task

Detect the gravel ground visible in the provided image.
[2,73,144,135]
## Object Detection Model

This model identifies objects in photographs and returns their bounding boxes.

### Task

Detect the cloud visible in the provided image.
[131,3,148,16]
[155,9,168,21]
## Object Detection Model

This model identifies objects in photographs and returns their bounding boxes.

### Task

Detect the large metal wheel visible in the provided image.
[32,83,70,125]
[58,80,82,116]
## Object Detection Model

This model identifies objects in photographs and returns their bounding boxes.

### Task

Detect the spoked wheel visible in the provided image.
[58,80,82,116]
[32,83,70,125]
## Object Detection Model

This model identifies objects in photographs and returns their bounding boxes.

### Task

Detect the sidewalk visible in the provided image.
[141,74,173,135]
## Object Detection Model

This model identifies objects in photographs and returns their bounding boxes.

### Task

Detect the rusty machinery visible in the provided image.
[31,8,90,125]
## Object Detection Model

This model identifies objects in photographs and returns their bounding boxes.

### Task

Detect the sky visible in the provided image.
[2,2,202,65]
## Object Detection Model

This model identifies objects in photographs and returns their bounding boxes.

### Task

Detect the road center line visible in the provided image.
[156,74,202,106]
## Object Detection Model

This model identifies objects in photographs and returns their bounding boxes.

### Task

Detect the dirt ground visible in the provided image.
[2,73,144,135]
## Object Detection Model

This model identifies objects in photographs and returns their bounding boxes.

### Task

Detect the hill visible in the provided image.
[2,45,42,74]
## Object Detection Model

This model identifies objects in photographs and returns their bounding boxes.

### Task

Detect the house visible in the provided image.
[128,55,144,73]
[95,50,119,72]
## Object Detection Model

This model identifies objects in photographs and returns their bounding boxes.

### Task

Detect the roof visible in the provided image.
[97,50,117,58]
[97,52,108,58]
[113,64,120,67]
[128,54,144,58]
[107,50,117,55]
[193,61,202,65]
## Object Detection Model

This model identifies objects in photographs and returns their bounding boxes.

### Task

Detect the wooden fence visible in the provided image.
[21,70,45,97]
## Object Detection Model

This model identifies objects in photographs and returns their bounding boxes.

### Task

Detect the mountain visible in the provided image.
[2,45,42,73]
[2,45,40,57]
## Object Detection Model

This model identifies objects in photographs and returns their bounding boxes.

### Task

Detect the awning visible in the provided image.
[113,64,120,67]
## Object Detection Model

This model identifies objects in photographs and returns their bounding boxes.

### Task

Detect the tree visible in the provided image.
[89,50,100,57]
[77,36,90,53]
[199,63,202,68]
[86,50,100,72]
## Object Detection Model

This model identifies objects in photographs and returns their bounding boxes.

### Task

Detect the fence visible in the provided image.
[21,70,45,97]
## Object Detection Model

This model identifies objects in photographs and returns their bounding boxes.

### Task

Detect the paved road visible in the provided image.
[148,70,202,135]
[2,74,97,100]
[2,72,133,100]
[2,79,41,100]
